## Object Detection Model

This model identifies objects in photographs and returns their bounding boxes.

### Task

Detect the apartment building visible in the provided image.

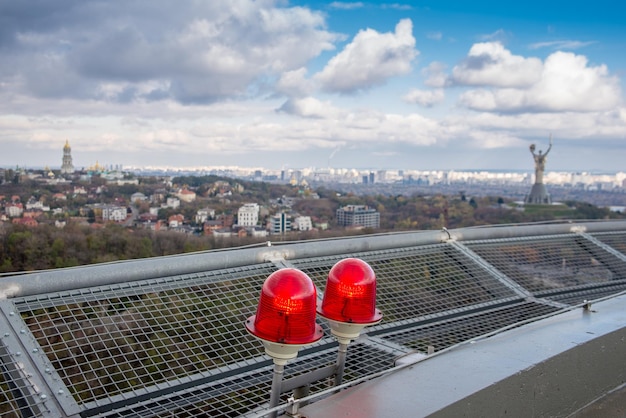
[336,205,380,228]
[270,212,291,235]
[238,203,260,227]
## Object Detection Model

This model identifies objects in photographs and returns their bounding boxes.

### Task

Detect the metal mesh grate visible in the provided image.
[592,232,626,257]
[14,264,276,409]
[292,244,518,324]
[0,346,48,418]
[543,284,626,305]
[95,343,395,418]
[466,235,626,301]
[376,301,561,353]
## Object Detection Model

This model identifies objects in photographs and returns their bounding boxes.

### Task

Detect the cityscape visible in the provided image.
[1,141,624,243]
[6,140,626,193]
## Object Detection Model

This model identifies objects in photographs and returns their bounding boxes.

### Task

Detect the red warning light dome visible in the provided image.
[318,258,382,324]
[246,268,322,345]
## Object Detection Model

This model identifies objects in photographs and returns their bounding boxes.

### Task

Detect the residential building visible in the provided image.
[101,205,127,222]
[168,214,184,228]
[12,217,38,227]
[130,192,147,203]
[250,227,268,238]
[176,188,196,203]
[165,197,180,209]
[270,212,291,235]
[238,203,259,227]
[5,203,24,218]
[26,198,50,212]
[212,228,233,239]
[336,205,380,229]
[292,216,313,231]
[195,208,215,224]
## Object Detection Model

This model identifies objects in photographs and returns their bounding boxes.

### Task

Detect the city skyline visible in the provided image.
[1,1,625,172]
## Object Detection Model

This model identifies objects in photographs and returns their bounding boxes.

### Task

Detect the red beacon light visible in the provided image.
[318,258,382,344]
[246,268,323,363]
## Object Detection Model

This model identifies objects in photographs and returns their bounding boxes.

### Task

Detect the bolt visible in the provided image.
[3,333,9,337]
[9,311,15,316]
[40,394,47,400]
[15,351,21,357]
[32,348,39,353]
[20,329,26,334]
[45,368,51,374]
[58,389,64,395]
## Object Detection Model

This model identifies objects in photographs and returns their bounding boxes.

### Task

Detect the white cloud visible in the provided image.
[467,130,526,149]
[403,89,445,107]
[478,29,510,43]
[458,50,623,112]
[0,1,339,104]
[427,31,443,41]
[277,97,345,119]
[528,40,596,50]
[329,2,364,10]
[314,19,418,93]
[423,61,448,87]
[381,4,413,11]
[451,42,543,88]
[276,68,315,97]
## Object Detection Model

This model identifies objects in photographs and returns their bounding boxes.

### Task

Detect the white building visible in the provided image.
[26,199,50,212]
[131,192,147,203]
[250,227,268,238]
[176,188,197,203]
[195,208,215,224]
[5,203,24,218]
[165,197,180,209]
[292,216,313,231]
[102,205,127,222]
[238,203,260,227]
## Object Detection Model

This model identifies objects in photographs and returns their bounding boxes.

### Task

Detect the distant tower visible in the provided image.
[61,140,75,174]
[525,135,553,204]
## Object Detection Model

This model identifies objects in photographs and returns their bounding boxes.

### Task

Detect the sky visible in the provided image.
[1,0,625,173]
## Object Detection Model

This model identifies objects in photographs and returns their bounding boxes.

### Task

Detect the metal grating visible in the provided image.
[592,231,626,256]
[1,347,48,418]
[542,284,626,305]
[466,234,626,301]
[1,221,626,417]
[94,343,396,418]
[13,264,276,413]
[292,244,519,324]
[375,300,561,353]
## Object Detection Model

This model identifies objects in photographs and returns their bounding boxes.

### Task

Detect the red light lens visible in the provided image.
[318,258,382,324]
[246,268,321,344]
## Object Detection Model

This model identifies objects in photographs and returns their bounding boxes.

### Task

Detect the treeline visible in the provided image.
[0,223,262,273]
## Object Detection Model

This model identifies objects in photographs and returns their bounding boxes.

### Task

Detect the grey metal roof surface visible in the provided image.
[0,220,625,417]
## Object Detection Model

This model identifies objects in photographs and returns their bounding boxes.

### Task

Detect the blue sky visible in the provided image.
[0,1,624,172]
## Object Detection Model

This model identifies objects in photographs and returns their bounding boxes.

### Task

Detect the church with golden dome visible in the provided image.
[61,140,75,174]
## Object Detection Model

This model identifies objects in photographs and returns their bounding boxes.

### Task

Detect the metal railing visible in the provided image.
[1,220,626,417]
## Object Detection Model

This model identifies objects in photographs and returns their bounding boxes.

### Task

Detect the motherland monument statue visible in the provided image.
[525,135,553,205]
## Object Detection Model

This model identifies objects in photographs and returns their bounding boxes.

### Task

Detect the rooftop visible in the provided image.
[1,220,625,417]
